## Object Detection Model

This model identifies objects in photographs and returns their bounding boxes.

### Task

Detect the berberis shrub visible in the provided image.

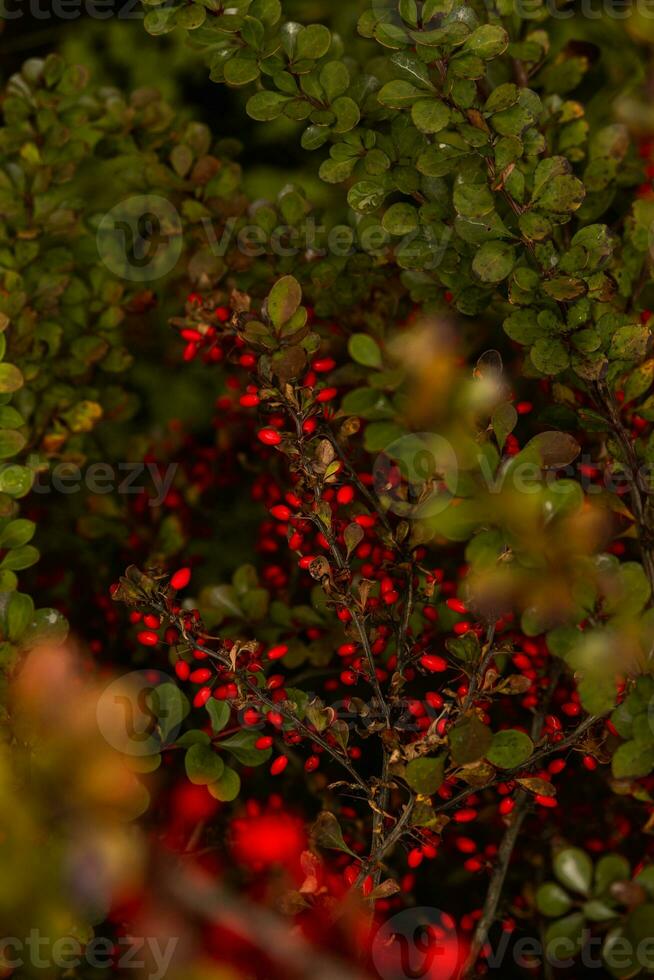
[3,0,654,977]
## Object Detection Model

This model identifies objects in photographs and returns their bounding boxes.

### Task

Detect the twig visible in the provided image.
[594,381,654,593]
[461,665,565,977]
[461,623,496,713]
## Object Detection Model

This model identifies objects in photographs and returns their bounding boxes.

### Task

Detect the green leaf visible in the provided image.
[207,699,230,733]
[320,61,350,100]
[22,608,67,646]
[267,275,302,328]
[492,402,518,451]
[487,729,533,768]
[390,51,433,88]
[185,744,225,785]
[536,882,573,917]
[312,811,357,856]
[612,739,654,779]
[453,182,494,219]
[1,545,39,571]
[534,174,585,214]
[544,913,585,955]
[348,333,383,368]
[378,80,423,108]
[224,56,260,86]
[472,241,516,283]
[594,855,631,896]
[405,755,446,795]
[0,364,23,394]
[382,202,418,235]
[208,766,241,801]
[143,7,177,35]
[246,90,290,121]
[531,338,570,375]
[578,673,616,716]
[411,98,450,133]
[463,24,509,59]
[0,519,35,549]
[151,683,190,742]
[295,24,331,60]
[7,591,34,642]
[583,899,618,922]
[515,431,580,469]
[449,711,492,765]
[445,631,480,664]
[554,847,593,895]
[0,429,25,460]
[347,180,387,214]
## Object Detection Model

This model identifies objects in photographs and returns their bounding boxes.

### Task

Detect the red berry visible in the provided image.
[239,393,260,407]
[258,428,282,446]
[267,644,288,661]
[312,357,336,373]
[193,687,212,708]
[337,485,355,505]
[137,630,159,647]
[420,654,447,673]
[270,755,288,775]
[170,567,191,590]
[316,387,337,403]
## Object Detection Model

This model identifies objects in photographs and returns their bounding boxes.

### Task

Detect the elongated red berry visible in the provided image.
[193,687,212,708]
[258,428,282,446]
[270,755,288,775]
[239,393,260,407]
[316,387,337,403]
[189,668,212,683]
[312,357,335,373]
[420,654,447,672]
[175,660,190,681]
[137,630,159,647]
[170,567,191,590]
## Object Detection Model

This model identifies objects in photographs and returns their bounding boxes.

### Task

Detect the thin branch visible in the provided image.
[461,622,496,714]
